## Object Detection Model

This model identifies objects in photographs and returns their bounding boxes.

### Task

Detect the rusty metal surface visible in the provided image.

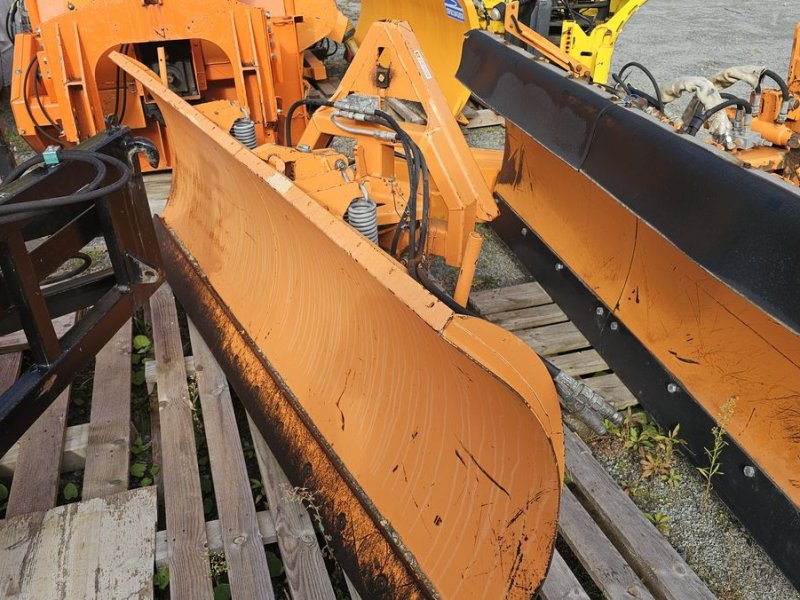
[118,52,563,597]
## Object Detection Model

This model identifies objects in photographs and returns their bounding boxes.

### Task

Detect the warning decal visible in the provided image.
[444,0,465,22]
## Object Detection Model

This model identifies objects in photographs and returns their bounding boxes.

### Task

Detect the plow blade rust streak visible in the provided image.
[457,30,800,588]
[114,53,563,598]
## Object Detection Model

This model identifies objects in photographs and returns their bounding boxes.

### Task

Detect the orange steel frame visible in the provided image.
[10,0,347,170]
[111,19,564,593]
[272,22,502,268]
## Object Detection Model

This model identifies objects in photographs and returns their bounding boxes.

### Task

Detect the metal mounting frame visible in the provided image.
[0,127,163,457]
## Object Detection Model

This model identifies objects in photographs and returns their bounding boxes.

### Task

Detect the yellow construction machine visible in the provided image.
[355,0,647,114]
[457,2,800,589]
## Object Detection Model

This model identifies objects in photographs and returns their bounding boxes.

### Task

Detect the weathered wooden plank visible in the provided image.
[582,373,638,410]
[0,423,89,478]
[189,322,274,600]
[150,285,214,600]
[4,313,75,517]
[517,321,590,356]
[565,429,716,600]
[471,281,551,315]
[386,98,426,125]
[0,487,157,600]
[250,417,337,600]
[0,315,75,354]
[559,487,654,600]
[549,349,608,377]
[540,550,591,600]
[146,354,196,386]
[82,321,133,500]
[156,510,279,568]
[465,108,505,129]
[143,172,173,215]
[5,390,72,517]
[486,302,568,331]
[0,352,21,392]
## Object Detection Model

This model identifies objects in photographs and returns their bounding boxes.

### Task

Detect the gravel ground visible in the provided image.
[336,1,800,598]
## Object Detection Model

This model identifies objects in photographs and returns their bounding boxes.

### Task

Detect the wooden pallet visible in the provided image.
[471,281,639,411]
[0,286,355,600]
[0,279,714,599]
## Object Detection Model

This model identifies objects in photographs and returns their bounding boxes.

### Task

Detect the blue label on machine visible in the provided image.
[444,0,465,22]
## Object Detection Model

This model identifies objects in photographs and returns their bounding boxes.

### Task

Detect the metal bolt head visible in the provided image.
[595,307,604,316]
[743,465,756,478]
[555,262,564,271]
[666,383,679,394]
[521,227,527,236]
[610,321,619,331]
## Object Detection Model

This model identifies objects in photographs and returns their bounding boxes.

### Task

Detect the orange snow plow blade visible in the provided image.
[114,52,563,598]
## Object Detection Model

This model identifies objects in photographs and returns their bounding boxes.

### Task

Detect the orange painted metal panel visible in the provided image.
[499,125,800,508]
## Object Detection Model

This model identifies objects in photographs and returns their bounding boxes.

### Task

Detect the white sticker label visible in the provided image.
[444,0,465,22]
[413,50,433,80]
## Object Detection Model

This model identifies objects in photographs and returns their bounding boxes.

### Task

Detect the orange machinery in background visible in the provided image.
[9,0,350,169]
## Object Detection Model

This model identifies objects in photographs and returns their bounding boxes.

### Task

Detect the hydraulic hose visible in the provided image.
[22,56,63,146]
[687,98,752,136]
[0,150,132,224]
[615,62,664,112]
[755,69,791,123]
[41,252,92,286]
[4,149,106,188]
[284,98,335,147]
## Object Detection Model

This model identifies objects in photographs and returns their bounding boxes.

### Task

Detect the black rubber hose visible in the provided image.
[373,109,425,263]
[687,98,752,136]
[616,62,664,111]
[719,93,752,114]
[22,56,64,146]
[388,132,419,261]
[41,252,92,286]
[373,107,429,260]
[3,149,106,187]
[0,152,131,217]
[284,98,334,146]
[34,61,62,132]
[5,0,16,40]
[758,69,790,104]
[415,264,473,315]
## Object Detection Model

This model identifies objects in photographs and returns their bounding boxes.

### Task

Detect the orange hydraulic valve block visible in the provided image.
[113,24,564,598]
[10,0,348,170]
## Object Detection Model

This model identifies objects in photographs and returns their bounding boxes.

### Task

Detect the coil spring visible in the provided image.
[346,198,378,243]
[230,118,257,149]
